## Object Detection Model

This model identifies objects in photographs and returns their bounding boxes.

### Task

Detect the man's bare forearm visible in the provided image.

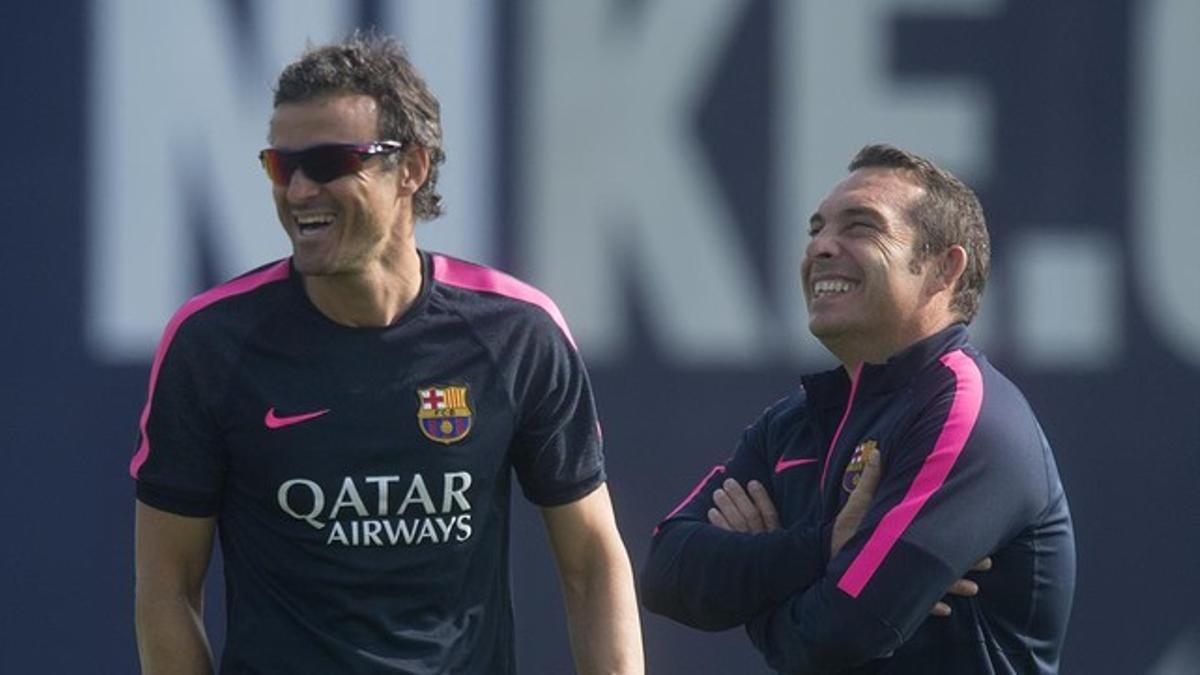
[134,503,217,675]
[543,485,644,674]
[560,550,644,675]
[135,590,213,675]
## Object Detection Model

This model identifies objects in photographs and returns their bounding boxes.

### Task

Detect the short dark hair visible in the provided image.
[274,31,445,221]
[848,144,990,323]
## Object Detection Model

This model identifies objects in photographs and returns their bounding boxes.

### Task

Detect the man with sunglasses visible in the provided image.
[131,33,643,675]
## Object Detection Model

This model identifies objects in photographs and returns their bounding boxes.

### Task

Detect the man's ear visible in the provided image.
[928,245,968,295]
[396,145,431,196]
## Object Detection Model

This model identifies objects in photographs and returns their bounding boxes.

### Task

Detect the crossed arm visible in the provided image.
[706,449,990,619]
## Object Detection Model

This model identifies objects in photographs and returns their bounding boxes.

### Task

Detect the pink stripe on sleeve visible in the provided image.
[129,260,291,478]
[836,350,983,598]
[432,254,578,349]
[653,465,726,535]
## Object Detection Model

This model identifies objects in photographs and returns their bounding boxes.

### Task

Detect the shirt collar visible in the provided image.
[801,323,971,407]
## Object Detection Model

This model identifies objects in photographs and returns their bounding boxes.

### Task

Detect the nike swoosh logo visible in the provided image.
[774,456,819,474]
[264,407,330,429]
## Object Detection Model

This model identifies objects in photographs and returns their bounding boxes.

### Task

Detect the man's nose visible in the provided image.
[804,229,838,261]
[285,169,321,202]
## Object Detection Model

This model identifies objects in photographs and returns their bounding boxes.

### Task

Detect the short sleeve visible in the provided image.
[508,312,604,507]
[130,316,227,516]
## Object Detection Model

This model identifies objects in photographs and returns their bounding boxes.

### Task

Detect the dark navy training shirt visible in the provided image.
[131,251,605,674]
[641,325,1075,674]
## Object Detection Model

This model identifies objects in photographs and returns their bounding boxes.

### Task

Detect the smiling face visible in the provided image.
[802,167,956,364]
[268,94,414,278]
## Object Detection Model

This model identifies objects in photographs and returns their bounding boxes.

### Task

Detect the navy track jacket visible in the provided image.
[641,325,1075,674]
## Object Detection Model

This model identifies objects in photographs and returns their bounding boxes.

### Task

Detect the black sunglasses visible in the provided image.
[258,141,405,186]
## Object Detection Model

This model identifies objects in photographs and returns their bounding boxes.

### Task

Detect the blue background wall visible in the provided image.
[3,1,1198,673]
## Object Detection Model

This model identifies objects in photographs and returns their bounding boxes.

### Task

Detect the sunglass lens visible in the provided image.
[260,145,376,185]
[260,149,297,186]
[300,146,365,183]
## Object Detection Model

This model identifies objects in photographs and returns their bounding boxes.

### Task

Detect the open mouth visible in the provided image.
[294,213,336,237]
[811,278,859,299]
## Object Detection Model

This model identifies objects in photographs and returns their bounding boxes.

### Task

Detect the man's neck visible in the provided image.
[827,315,959,376]
[303,245,423,328]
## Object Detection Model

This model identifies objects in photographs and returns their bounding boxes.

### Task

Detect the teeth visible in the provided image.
[294,213,335,226]
[293,213,335,236]
[813,279,855,296]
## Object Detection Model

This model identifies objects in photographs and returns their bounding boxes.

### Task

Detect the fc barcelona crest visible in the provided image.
[417,385,473,444]
[842,439,878,493]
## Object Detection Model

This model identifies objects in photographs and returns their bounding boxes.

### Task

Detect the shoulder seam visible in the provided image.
[430,253,578,349]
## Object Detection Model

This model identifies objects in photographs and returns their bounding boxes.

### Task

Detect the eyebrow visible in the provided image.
[809,206,885,229]
[840,206,885,222]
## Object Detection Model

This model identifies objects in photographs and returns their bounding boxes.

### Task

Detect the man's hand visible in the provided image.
[930,557,993,617]
[825,449,993,617]
[707,479,780,533]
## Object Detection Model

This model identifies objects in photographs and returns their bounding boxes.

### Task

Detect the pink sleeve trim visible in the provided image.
[129,260,291,479]
[836,350,984,598]
[653,465,727,535]
[431,254,578,349]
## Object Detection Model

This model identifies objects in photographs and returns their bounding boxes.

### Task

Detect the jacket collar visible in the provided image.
[801,323,971,409]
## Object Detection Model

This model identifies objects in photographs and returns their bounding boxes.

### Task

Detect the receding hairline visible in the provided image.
[812,167,928,225]
[265,93,384,146]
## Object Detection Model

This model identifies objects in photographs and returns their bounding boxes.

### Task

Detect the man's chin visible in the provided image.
[807,316,842,340]
[291,256,334,277]
[808,317,861,348]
